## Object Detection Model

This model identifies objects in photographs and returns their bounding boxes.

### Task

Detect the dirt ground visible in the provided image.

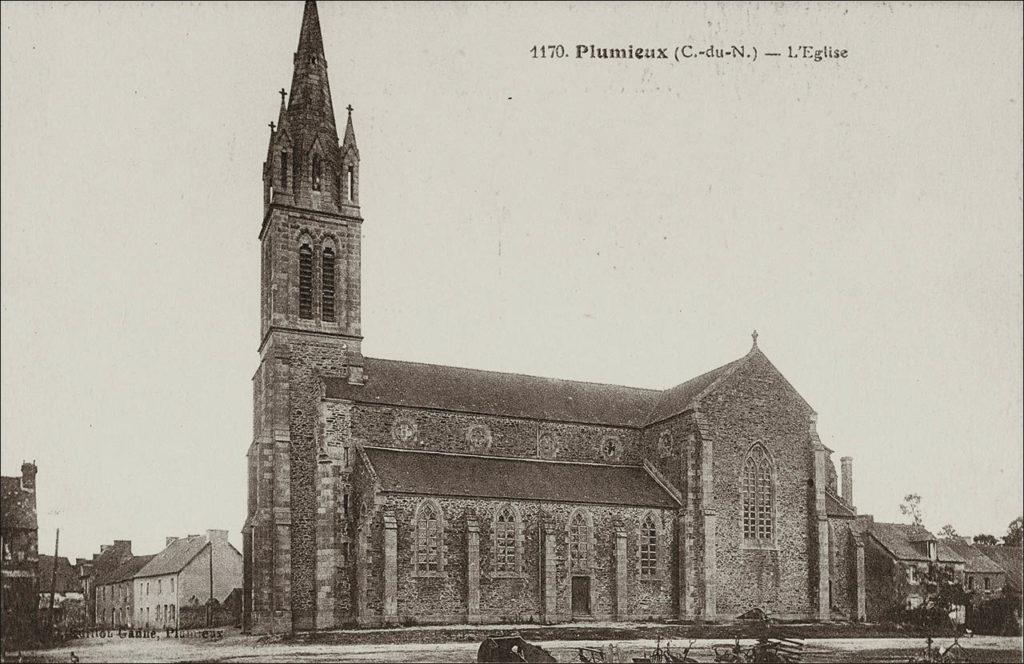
[9,631,1022,663]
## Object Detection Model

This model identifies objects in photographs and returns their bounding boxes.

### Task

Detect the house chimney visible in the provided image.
[99,544,111,554]
[20,461,37,491]
[841,456,854,506]
[206,529,228,542]
[166,536,179,548]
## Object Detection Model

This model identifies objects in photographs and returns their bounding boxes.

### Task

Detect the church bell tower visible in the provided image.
[244,0,362,634]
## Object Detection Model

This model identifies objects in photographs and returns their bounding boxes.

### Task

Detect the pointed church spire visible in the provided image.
[287,0,336,138]
[296,0,325,61]
[343,105,357,149]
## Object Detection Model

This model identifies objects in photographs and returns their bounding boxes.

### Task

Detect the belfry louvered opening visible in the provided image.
[322,247,335,322]
[299,244,313,319]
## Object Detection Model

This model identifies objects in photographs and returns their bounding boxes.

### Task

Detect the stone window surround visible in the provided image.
[411,498,446,578]
[739,441,778,551]
[567,507,597,574]
[490,503,526,579]
[637,510,667,581]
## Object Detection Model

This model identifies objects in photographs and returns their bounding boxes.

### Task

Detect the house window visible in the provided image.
[907,565,918,584]
[569,511,591,571]
[984,577,990,590]
[415,501,441,573]
[927,541,937,561]
[321,247,335,322]
[280,151,289,189]
[640,513,658,577]
[311,154,322,191]
[741,444,774,541]
[298,244,313,319]
[494,506,517,573]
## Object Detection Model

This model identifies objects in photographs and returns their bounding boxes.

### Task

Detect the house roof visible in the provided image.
[868,522,966,563]
[37,555,80,594]
[85,542,133,585]
[98,555,156,586]
[361,446,680,509]
[326,357,661,428]
[135,535,209,579]
[0,476,36,530]
[975,545,1023,593]
[942,540,1005,575]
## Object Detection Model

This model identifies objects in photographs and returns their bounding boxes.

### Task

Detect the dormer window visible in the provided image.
[927,540,937,561]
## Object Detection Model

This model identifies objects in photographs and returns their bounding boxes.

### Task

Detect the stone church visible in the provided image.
[242,1,866,634]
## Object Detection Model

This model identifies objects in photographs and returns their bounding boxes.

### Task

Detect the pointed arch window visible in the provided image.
[298,244,313,319]
[742,444,774,542]
[569,511,591,571]
[640,513,658,577]
[494,506,517,574]
[311,154,322,191]
[414,501,442,574]
[321,246,335,322]
[280,151,289,190]
[346,167,354,202]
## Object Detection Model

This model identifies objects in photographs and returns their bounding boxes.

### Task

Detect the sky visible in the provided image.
[1,1,1021,561]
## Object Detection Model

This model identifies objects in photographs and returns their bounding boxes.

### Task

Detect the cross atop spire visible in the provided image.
[751,329,759,348]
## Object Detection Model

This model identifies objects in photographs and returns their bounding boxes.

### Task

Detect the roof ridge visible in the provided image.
[364,356,663,393]
[363,445,646,469]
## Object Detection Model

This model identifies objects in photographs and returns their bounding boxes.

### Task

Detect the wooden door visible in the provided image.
[571,576,591,615]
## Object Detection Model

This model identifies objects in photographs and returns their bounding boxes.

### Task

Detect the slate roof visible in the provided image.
[85,542,133,586]
[326,352,765,428]
[97,554,155,587]
[867,522,966,564]
[826,492,856,518]
[0,476,37,530]
[975,545,1023,593]
[361,446,680,508]
[646,358,745,424]
[37,555,81,594]
[136,535,209,579]
[942,540,1005,574]
[326,357,661,427]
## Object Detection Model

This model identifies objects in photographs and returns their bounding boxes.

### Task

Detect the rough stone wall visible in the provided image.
[828,518,855,618]
[259,208,361,342]
[640,413,699,616]
[700,352,816,619]
[863,536,900,621]
[355,492,676,625]
[247,203,362,633]
[348,404,641,464]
